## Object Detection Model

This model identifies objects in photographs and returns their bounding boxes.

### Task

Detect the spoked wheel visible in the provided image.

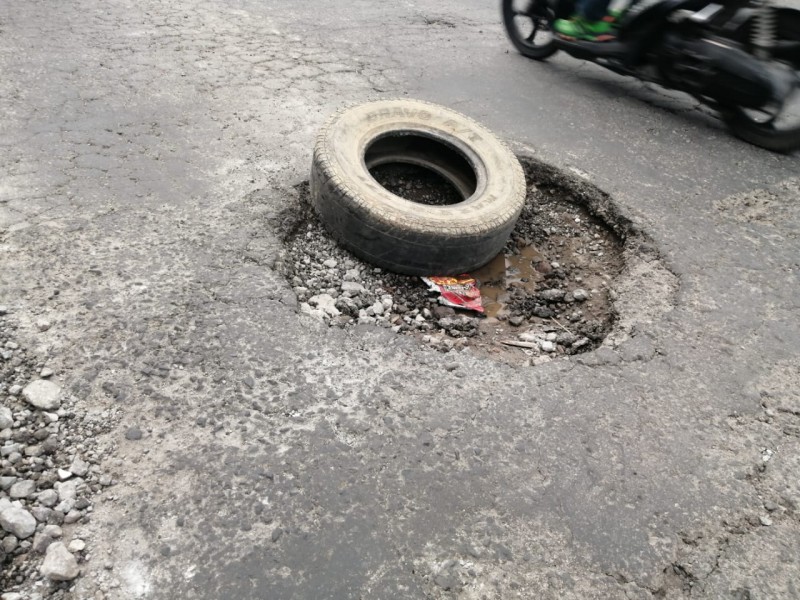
[502,0,558,60]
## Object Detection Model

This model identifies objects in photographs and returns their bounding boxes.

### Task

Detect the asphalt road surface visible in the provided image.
[1,1,799,599]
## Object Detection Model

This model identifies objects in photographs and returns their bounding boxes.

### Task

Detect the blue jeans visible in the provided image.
[576,0,612,20]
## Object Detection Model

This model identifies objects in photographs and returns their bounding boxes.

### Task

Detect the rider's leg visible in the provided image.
[554,0,616,41]
[578,0,613,21]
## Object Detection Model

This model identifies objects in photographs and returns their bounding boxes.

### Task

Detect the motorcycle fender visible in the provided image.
[691,38,782,108]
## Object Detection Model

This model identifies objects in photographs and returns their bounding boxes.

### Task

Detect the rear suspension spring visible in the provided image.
[751,0,777,59]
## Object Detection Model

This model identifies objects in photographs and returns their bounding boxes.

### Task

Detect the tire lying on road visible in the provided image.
[310,99,526,275]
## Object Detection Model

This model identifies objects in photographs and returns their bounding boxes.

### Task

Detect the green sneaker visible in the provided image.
[554,16,616,42]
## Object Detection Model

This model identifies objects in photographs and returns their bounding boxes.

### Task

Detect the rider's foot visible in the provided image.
[554,16,616,42]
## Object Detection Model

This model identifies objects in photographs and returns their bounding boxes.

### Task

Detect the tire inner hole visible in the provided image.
[365,133,477,205]
[369,163,463,206]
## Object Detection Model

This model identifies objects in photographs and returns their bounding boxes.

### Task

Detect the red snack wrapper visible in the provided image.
[421,275,484,314]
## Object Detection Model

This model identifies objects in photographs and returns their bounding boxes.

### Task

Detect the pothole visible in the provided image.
[274,155,672,365]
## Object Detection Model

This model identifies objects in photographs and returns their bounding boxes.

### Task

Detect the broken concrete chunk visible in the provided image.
[21,380,62,411]
[0,505,37,539]
[40,541,80,581]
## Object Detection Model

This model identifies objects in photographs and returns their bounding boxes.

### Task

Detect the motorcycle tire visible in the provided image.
[722,109,800,154]
[310,99,526,276]
[502,0,559,60]
[722,8,800,153]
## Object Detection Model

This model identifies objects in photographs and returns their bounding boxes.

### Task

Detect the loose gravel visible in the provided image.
[0,311,120,598]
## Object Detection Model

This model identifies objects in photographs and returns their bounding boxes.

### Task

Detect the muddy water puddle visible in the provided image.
[453,195,624,363]
[473,246,546,319]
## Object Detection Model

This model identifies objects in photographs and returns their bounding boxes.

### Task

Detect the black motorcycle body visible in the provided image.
[502,0,800,151]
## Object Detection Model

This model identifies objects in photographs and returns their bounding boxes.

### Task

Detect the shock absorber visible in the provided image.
[751,0,777,59]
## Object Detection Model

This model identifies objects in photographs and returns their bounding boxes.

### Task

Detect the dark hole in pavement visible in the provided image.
[276,156,627,366]
[369,163,463,206]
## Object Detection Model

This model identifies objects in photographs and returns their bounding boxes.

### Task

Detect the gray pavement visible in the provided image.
[0,0,799,599]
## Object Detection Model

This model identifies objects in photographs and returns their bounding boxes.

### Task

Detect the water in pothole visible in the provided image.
[275,157,627,366]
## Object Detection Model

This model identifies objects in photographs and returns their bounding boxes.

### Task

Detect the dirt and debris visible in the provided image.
[275,156,629,365]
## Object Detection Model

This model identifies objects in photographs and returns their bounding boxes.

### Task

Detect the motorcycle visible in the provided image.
[502,0,800,152]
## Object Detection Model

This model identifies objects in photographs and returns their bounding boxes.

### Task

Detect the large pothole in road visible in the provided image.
[274,156,674,366]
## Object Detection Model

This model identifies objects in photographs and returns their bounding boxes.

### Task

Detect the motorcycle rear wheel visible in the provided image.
[723,103,800,154]
[723,9,800,153]
[502,0,558,60]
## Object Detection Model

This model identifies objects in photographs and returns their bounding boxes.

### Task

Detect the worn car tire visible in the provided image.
[310,99,526,275]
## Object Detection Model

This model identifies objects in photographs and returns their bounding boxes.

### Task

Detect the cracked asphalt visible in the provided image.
[1,0,799,598]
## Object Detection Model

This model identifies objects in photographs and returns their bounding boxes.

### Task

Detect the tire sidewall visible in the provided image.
[311,99,526,275]
[314,100,525,238]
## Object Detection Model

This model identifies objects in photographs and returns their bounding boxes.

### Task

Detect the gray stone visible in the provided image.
[572,337,592,350]
[9,479,36,499]
[572,288,589,301]
[30,507,52,523]
[43,524,62,538]
[70,457,90,477]
[40,541,80,581]
[0,477,16,491]
[40,367,55,378]
[308,294,340,318]
[539,289,566,302]
[21,380,62,411]
[0,505,37,539]
[68,538,86,553]
[299,302,326,321]
[341,281,365,294]
[37,489,59,507]
[24,444,42,457]
[47,509,64,525]
[2,534,18,554]
[35,318,52,332]
[432,305,456,319]
[343,269,361,281]
[556,332,578,346]
[125,427,143,441]
[322,258,337,268]
[0,407,12,430]
[55,479,77,505]
[33,532,56,554]
[63,509,82,524]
